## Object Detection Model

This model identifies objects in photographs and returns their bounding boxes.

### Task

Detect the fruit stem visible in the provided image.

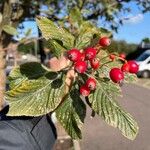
[94,44,102,54]
[84,72,100,85]
[100,60,113,68]
[116,56,127,63]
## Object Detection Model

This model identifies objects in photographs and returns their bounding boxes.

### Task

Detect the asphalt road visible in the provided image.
[80,84,150,150]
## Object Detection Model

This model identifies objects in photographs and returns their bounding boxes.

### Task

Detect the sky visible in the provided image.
[113,2,150,44]
[18,2,150,44]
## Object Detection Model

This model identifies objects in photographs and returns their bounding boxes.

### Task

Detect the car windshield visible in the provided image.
[136,53,150,61]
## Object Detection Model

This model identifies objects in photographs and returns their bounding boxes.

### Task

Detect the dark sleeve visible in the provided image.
[0,122,29,150]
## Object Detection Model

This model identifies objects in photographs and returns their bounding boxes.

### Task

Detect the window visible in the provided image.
[136,54,150,61]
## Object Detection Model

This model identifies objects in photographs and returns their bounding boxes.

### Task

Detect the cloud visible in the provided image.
[122,14,144,24]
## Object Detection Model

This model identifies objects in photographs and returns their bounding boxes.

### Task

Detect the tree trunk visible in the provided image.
[0,0,13,110]
[0,46,6,110]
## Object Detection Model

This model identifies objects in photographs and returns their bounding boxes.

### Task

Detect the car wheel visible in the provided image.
[141,70,150,78]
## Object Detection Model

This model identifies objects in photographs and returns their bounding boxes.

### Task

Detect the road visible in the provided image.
[80,84,150,150]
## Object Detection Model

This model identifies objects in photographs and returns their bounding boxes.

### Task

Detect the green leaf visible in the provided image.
[8,62,48,89]
[2,25,18,35]
[36,17,75,49]
[46,39,66,58]
[124,73,137,83]
[75,21,101,49]
[25,28,32,37]
[6,75,65,116]
[100,28,112,37]
[56,89,86,139]
[69,7,83,27]
[88,82,139,140]
[77,0,83,8]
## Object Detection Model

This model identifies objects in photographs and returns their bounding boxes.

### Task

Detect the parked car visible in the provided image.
[136,50,150,78]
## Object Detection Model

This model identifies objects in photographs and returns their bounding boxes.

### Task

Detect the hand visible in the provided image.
[48,56,76,90]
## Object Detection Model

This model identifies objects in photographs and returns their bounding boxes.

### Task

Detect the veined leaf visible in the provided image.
[88,82,139,140]
[6,76,65,116]
[124,73,137,83]
[56,89,86,139]
[47,39,66,58]
[100,27,112,37]
[2,25,18,35]
[36,17,75,49]
[25,28,32,37]
[75,21,101,49]
[8,62,48,89]
[69,7,83,27]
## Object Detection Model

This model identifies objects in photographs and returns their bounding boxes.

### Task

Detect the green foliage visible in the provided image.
[18,42,35,54]
[2,25,18,35]
[6,62,66,116]
[69,7,83,28]
[25,28,32,37]
[36,17,75,50]
[46,39,66,58]
[6,13,139,141]
[124,73,137,83]
[107,40,137,55]
[88,82,138,140]
[142,38,150,43]
[56,89,86,139]
[100,28,112,37]
[75,21,101,49]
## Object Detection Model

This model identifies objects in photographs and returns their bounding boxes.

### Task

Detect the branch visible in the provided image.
[79,0,87,10]
[86,0,126,20]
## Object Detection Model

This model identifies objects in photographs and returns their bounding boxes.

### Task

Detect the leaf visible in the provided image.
[75,22,101,49]
[124,73,137,83]
[36,17,75,49]
[25,28,32,37]
[2,25,18,35]
[100,28,112,37]
[46,39,66,58]
[56,89,86,139]
[69,7,83,27]
[8,62,48,89]
[6,75,65,116]
[77,0,83,8]
[88,82,139,140]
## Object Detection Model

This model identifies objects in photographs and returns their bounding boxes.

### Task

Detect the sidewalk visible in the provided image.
[53,123,73,150]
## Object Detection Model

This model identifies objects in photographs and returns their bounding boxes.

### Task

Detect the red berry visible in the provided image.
[121,63,130,72]
[67,49,81,62]
[90,58,100,70]
[119,53,126,59]
[127,60,139,74]
[109,54,116,61]
[75,61,87,73]
[86,78,96,91]
[109,68,124,83]
[84,47,97,60]
[99,37,111,47]
[80,85,90,97]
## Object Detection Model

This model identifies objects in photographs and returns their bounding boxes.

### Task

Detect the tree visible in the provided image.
[107,40,137,54]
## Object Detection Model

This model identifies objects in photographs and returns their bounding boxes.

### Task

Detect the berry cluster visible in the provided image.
[66,36,139,96]
[67,47,100,74]
[109,60,139,83]
[66,37,111,97]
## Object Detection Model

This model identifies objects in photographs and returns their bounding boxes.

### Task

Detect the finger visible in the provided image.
[48,56,69,71]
